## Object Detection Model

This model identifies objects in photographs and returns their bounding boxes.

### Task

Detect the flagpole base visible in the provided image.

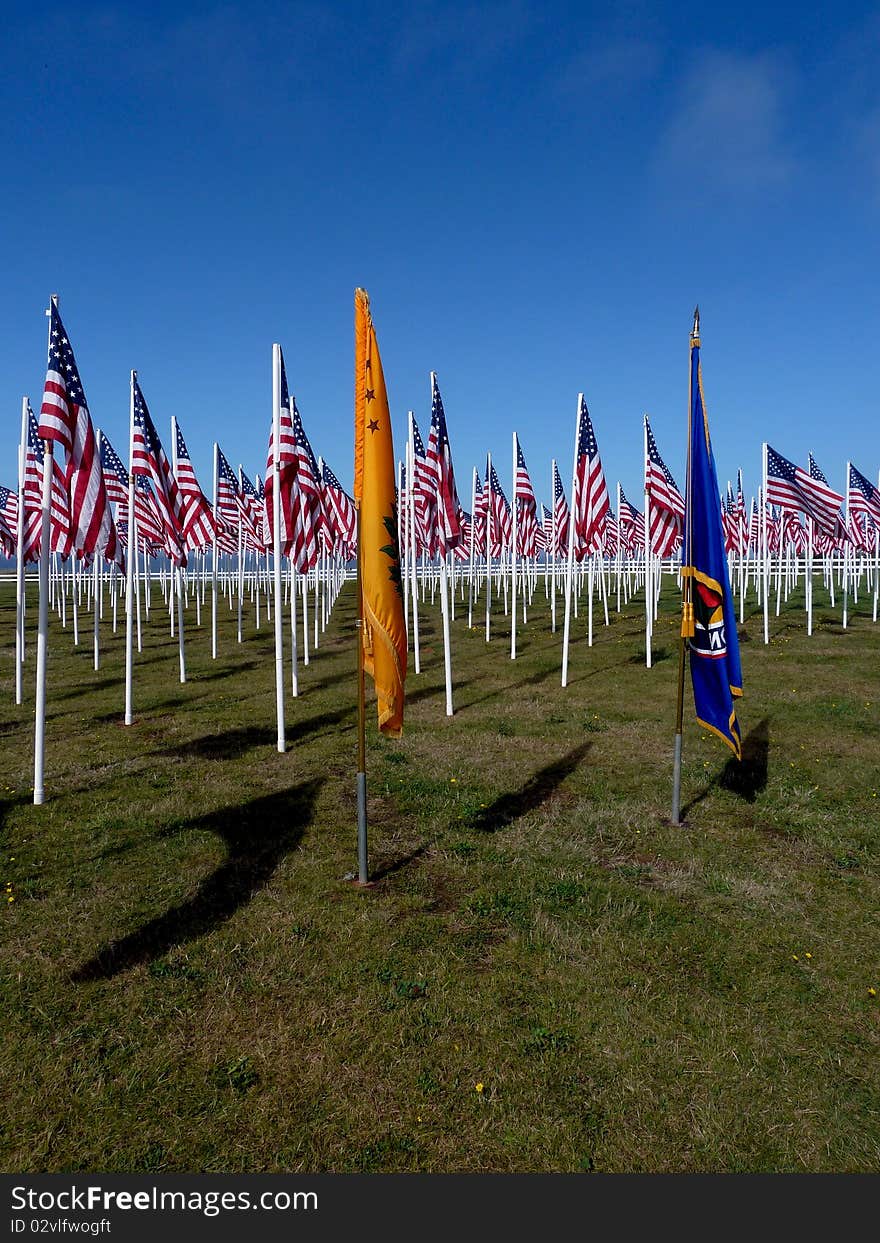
[356,770,368,884]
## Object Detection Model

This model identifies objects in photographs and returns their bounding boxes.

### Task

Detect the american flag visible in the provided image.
[765,444,843,538]
[131,377,186,565]
[0,485,18,532]
[99,432,130,506]
[513,437,539,556]
[618,486,645,552]
[464,471,485,555]
[39,302,122,567]
[848,462,880,527]
[0,487,17,559]
[288,401,324,571]
[573,396,610,557]
[603,511,619,557]
[486,460,512,555]
[722,485,737,554]
[215,446,242,530]
[806,454,846,540]
[425,374,462,558]
[644,417,683,556]
[22,403,69,561]
[174,422,216,551]
[264,349,297,556]
[734,470,748,553]
[409,416,433,555]
[119,475,165,552]
[551,461,570,556]
[321,461,357,553]
[783,512,806,553]
[238,467,264,551]
[0,508,14,557]
[541,503,553,553]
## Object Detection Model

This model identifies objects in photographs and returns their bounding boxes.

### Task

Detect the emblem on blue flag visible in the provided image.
[682,314,743,758]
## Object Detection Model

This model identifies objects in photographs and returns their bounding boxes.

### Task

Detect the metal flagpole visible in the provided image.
[93,431,102,671]
[560,395,581,687]
[551,460,558,632]
[15,397,27,706]
[171,420,186,683]
[643,415,652,668]
[511,432,518,660]
[211,442,219,658]
[271,345,286,751]
[290,557,299,697]
[761,446,769,644]
[34,295,58,805]
[842,462,850,629]
[406,416,420,673]
[124,377,137,723]
[467,465,477,629]
[355,501,369,884]
[485,454,492,642]
[672,307,699,826]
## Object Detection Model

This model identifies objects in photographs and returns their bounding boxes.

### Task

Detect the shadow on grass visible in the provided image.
[371,841,433,881]
[147,708,357,761]
[629,646,670,665]
[469,742,591,832]
[71,779,323,980]
[681,717,770,817]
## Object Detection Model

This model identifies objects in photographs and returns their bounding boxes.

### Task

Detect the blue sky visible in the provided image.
[1,1,878,511]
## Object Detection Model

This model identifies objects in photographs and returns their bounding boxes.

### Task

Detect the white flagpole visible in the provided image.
[93,431,103,671]
[874,469,880,624]
[301,568,309,665]
[124,377,137,723]
[439,551,454,715]
[211,442,219,658]
[467,465,477,629]
[34,296,57,805]
[842,462,851,629]
[643,416,652,668]
[271,344,286,751]
[399,457,409,638]
[171,419,186,682]
[407,413,421,672]
[551,460,558,632]
[561,395,581,687]
[511,432,518,660]
[289,557,299,697]
[485,455,493,642]
[15,397,27,706]
[761,449,770,643]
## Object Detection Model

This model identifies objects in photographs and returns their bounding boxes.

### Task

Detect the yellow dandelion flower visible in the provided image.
[475,1082,484,1093]
[791,955,799,961]
[869,988,877,998]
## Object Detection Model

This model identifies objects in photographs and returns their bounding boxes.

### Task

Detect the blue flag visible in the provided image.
[682,324,743,758]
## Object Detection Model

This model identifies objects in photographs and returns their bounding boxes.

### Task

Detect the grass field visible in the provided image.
[1,571,878,1173]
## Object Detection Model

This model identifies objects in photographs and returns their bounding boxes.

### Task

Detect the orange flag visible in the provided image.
[354,288,406,736]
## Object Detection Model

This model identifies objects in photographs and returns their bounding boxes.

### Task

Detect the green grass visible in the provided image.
[0,570,878,1172]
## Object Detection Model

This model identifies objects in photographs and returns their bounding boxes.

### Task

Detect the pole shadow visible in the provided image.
[680,717,770,817]
[469,741,591,832]
[71,778,323,981]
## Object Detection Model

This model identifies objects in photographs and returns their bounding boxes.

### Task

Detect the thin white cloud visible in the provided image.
[655,49,799,194]
[554,38,662,101]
